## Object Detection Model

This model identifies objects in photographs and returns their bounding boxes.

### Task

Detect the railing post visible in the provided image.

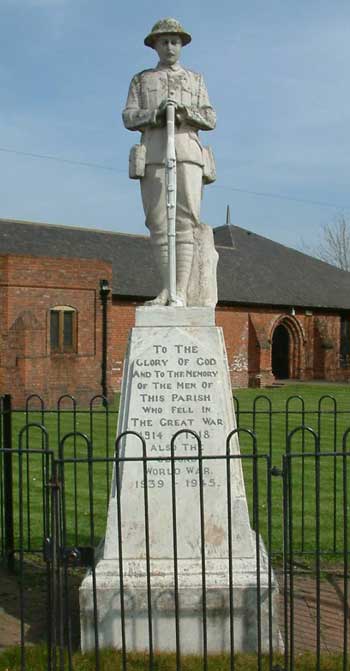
[99,279,110,405]
[3,394,14,571]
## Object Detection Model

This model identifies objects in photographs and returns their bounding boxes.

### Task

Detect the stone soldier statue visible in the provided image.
[123,18,218,307]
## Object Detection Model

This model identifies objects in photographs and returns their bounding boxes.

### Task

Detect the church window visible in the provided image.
[50,306,77,353]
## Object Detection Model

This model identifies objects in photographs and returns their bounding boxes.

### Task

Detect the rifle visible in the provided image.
[166,101,177,305]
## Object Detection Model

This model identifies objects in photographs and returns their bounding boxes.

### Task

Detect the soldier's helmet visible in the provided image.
[144,18,192,48]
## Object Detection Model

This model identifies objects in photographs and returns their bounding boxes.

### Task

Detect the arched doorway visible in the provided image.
[272,324,290,379]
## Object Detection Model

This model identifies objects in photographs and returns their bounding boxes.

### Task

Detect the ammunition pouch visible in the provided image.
[129,144,146,179]
[202,146,216,185]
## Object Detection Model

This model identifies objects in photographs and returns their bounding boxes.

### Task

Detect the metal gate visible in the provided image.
[0,397,349,670]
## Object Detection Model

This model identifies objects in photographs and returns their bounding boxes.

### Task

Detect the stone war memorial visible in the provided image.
[80,18,279,655]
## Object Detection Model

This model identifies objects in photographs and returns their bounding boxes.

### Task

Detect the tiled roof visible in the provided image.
[0,218,349,309]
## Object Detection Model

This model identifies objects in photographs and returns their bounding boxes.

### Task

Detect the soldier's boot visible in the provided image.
[173,241,194,307]
[144,242,169,306]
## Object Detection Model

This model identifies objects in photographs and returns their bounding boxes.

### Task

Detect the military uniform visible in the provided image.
[122,19,216,305]
[123,64,215,164]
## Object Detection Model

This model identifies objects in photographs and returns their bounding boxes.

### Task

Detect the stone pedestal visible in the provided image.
[80,307,279,654]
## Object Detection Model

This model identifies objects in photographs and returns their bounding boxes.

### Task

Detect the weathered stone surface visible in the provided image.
[80,308,279,653]
[80,548,278,653]
[123,18,217,308]
[103,320,253,562]
[187,223,219,308]
[135,305,215,327]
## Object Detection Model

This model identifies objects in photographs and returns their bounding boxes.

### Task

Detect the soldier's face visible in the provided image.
[154,34,182,66]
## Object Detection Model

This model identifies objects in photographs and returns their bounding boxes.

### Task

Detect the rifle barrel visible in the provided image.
[166,102,177,305]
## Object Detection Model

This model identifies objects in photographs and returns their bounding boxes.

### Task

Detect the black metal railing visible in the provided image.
[0,394,349,670]
[0,394,118,558]
[2,392,350,559]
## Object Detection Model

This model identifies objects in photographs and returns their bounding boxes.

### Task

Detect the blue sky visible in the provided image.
[1,0,349,250]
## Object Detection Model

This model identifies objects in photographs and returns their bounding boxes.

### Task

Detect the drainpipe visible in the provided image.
[99,279,110,403]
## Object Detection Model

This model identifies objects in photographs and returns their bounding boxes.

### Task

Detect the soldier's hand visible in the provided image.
[175,105,188,125]
[155,100,168,124]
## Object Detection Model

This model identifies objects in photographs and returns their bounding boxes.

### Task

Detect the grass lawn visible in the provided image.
[233,384,350,558]
[1,385,349,668]
[3,384,350,559]
[0,645,347,671]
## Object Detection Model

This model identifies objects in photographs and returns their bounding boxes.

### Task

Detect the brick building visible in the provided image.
[0,218,349,406]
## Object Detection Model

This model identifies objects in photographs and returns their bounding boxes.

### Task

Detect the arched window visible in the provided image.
[50,306,77,353]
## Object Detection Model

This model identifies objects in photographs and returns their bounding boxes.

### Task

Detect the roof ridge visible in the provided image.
[1,217,349,280]
[0,217,150,240]
[214,223,350,275]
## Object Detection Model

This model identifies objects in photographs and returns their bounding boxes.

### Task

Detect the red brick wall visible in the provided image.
[240,307,349,386]
[109,301,256,391]
[0,255,113,407]
[1,253,349,406]
[313,314,343,381]
[109,298,140,391]
[215,306,250,386]
[108,301,350,390]
[107,301,350,390]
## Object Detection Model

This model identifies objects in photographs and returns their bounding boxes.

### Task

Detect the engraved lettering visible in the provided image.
[153,345,168,353]
[130,417,153,427]
[171,406,194,414]
[142,406,163,414]
[140,394,165,403]
[174,345,199,353]
[202,417,224,426]
[159,418,195,427]
[171,394,211,403]
[152,382,172,390]
[196,357,216,366]
[136,358,168,367]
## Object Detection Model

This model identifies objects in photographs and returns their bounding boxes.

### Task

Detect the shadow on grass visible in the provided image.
[0,556,83,650]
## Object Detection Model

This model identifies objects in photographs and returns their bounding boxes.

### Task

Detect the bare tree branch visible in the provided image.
[299,215,350,271]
